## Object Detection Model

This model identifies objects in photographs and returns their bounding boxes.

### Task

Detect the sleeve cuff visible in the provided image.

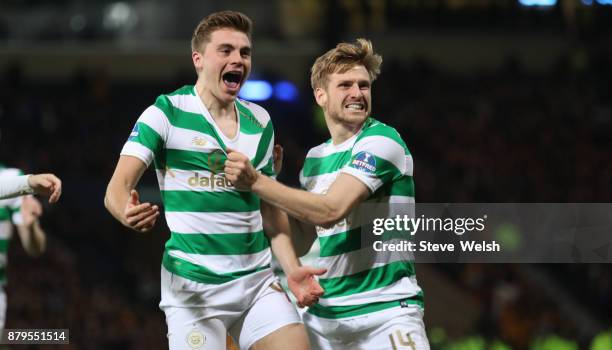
[120,142,154,167]
[340,167,381,193]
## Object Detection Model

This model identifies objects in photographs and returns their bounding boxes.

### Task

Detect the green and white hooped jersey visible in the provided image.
[300,118,423,319]
[121,85,276,285]
[0,166,24,285]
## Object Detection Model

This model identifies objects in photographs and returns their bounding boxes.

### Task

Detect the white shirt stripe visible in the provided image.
[167,249,271,274]
[165,211,262,234]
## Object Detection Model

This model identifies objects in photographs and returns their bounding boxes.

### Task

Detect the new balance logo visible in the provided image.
[191,137,208,147]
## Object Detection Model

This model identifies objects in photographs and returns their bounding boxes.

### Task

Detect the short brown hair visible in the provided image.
[191,11,252,52]
[310,38,382,90]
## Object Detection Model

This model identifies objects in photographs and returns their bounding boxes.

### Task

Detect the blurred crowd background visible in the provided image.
[1,0,611,349]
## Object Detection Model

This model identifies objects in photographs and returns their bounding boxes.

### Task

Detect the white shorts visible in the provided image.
[303,305,430,350]
[159,267,302,350]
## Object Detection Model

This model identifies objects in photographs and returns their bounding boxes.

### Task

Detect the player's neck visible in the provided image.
[327,118,363,145]
[195,82,236,121]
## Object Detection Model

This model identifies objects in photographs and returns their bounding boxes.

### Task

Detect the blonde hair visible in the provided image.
[191,11,252,52]
[310,38,382,90]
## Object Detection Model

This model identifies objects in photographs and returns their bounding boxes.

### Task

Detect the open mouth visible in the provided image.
[345,102,366,111]
[222,71,243,91]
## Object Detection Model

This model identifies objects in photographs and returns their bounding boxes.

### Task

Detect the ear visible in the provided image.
[192,51,203,72]
[314,87,327,107]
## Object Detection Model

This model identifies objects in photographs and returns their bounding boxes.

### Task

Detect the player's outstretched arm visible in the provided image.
[105,155,160,232]
[16,195,46,257]
[261,201,326,307]
[0,173,61,202]
[225,149,370,227]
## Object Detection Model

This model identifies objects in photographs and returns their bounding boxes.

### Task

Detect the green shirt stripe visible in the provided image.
[162,251,271,284]
[153,95,227,150]
[0,239,8,253]
[236,100,266,135]
[302,151,352,178]
[164,149,227,172]
[0,208,11,221]
[356,118,410,154]
[131,122,163,154]
[251,122,274,169]
[373,176,415,198]
[162,190,260,212]
[319,260,416,298]
[319,228,362,257]
[166,231,270,255]
[307,293,424,319]
[167,85,195,96]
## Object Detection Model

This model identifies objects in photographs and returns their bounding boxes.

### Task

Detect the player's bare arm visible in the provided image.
[288,217,317,257]
[0,173,62,202]
[105,155,160,232]
[225,149,370,227]
[270,143,318,255]
[261,201,326,307]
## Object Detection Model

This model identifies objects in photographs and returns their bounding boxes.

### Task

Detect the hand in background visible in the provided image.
[28,173,62,203]
[21,195,43,226]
